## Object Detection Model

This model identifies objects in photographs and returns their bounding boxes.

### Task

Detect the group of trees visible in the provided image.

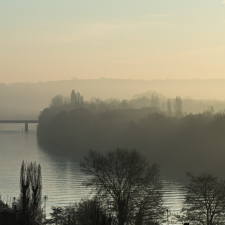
[43,148,164,225]
[71,90,84,105]
[79,149,225,225]
[49,89,225,116]
[37,97,225,178]
[2,151,225,225]
[50,90,184,117]
[50,90,84,108]
[46,197,114,225]
[43,148,225,225]
[80,148,164,225]
[0,161,43,225]
[1,151,164,225]
[168,96,183,117]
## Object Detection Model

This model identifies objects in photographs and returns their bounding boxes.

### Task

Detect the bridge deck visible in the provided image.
[0,120,38,123]
[0,120,38,131]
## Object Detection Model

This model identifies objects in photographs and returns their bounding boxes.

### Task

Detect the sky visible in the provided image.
[1,0,225,83]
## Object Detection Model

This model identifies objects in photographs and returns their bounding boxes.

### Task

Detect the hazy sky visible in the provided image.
[1,0,225,83]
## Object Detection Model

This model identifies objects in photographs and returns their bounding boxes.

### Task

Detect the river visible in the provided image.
[0,124,186,223]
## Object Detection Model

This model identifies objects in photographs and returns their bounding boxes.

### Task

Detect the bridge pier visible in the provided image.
[25,122,28,132]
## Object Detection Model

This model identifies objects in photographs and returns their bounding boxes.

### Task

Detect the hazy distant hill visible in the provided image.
[1,78,225,119]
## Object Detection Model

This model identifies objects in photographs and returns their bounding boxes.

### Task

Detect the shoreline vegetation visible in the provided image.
[1,155,225,225]
[37,90,225,180]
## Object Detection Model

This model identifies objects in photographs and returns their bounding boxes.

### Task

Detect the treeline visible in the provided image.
[46,90,188,116]
[37,91,225,179]
[37,90,163,154]
[46,89,225,115]
[2,79,225,120]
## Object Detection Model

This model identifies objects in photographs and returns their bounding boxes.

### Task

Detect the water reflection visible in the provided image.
[0,124,185,222]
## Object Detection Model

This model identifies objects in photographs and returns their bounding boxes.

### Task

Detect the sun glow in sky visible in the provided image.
[1,0,225,83]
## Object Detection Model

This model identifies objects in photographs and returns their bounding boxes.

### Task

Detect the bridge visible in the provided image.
[0,120,38,132]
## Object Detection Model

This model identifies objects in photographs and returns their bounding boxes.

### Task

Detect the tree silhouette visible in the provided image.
[49,95,65,107]
[166,99,172,116]
[151,94,159,108]
[70,90,84,106]
[71,90,77,105]
[174,96,183,117]
[20,161,30,224]
[19,161,43,225]
[80,148,164,225]
[176,173,225,225]
[29,162,42,224]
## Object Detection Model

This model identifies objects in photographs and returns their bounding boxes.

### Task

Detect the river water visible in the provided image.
[0,124,186,223]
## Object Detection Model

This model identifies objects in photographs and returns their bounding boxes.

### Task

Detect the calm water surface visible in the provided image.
[0,124,185,223]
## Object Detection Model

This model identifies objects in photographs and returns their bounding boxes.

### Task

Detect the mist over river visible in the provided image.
[0,124,185,222]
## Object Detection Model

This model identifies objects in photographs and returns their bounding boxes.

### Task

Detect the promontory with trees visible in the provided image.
[37,90,225,179]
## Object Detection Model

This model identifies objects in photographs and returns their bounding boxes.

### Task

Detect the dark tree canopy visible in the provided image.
[38,91,225,179]
[80,148,164,225]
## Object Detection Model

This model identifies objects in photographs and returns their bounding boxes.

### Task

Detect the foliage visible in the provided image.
[80,148,164,225]
[176,173,225,225]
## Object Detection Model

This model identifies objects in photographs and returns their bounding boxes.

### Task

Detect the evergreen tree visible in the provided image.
[166,99,172,116]
[71,90,77,104]
[151,94,159,108]
[174,96,183,117]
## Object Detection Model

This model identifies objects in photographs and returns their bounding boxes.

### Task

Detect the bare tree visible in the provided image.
[80,148,164,225]
[133,183,165,225]
[28,162,42,224]
[19,161,43,225]
[176,173,225,225]
[20,161,31,224]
